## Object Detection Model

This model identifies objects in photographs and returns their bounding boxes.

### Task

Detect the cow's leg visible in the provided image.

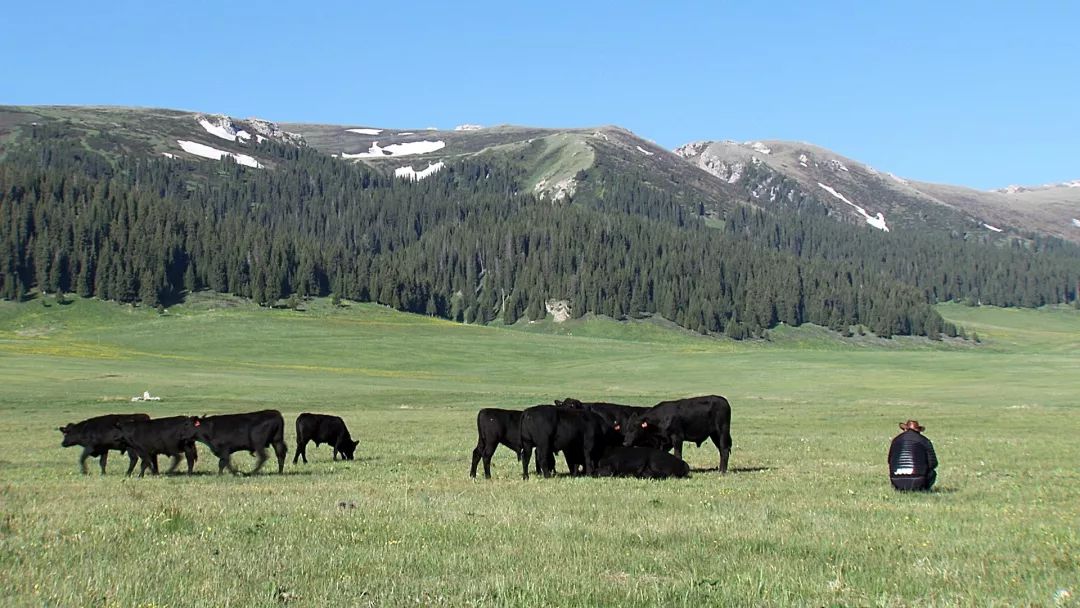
[520,443,533,480]
[294,438,308,464]
[78,447,93,475]
[98,450,109,475]
[583,438,596,476]
[538,446,556,478]
[250,447,268,475]
[124,450,138,476]
[712,430,732,474]
[184,444,197,475]
[482,445,497,479]
[272,441,287,474]
[470,444,483,478]
[672,437,685,461]
[166,454,181,474]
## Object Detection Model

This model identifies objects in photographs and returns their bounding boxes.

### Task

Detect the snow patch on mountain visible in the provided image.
[1073,218,1080,228]
[983,223,1003,232]
[454,124,483,131]
[341,140,446,159]
[347,128,382,135]
[636,145,655,156]
[818,183,889,231]
[394,161,445,181]
[162,152,176,159]
[177,140,263,168]
[197,115,250,142]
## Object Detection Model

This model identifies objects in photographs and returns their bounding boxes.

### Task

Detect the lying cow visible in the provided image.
[470,408,557,479]
[623,395,732,473]
[116,416,199,477]
[595,447,690,479]
[190,410,288,475]
[556,398,671,450]
[294,413,359,463]
[519,405,613,479]
[57,413,149,474]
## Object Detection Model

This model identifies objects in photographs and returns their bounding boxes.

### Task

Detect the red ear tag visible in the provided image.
[194,420,201,427]
[614,424,621,432]
[641,422,648,428]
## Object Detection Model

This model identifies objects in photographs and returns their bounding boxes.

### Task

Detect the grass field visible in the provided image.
[0,295,1077,607]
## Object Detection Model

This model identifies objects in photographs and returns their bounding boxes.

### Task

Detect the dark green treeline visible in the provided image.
[1,126,1076,339]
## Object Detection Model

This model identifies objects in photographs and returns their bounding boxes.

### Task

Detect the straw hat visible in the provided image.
[899,419,925,432]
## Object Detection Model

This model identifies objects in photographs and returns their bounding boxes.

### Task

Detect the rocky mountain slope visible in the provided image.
[675,139,1080,242]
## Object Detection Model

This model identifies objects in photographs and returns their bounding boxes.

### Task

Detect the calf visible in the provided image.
[294,413,359,463]
[623,395,732,473]
[190,410,288,475]
[469,408,557,479]
[115,416,199,477]
[57,413,149,475]
[470,408,522,479]
[519,405,613,479]
[595,447,690,479]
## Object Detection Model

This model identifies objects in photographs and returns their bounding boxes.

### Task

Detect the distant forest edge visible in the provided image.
[1,124,1078,340]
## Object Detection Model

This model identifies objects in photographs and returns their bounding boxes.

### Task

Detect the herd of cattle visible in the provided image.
[57,395,731,480]
[57,411,358,476]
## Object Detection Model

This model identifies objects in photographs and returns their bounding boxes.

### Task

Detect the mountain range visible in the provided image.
[1,104,1077,340]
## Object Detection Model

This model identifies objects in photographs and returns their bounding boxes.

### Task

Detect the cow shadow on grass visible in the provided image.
[690,466,772,474]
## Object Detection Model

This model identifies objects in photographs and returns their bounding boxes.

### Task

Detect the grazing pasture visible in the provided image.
[0,295,1077,607]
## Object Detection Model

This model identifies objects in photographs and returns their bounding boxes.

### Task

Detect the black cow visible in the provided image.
[595,447,690,479]
[519,405,614,479]
[116,416,199,477]
[556,398,672,450]
[623,395,732,473]
[190,410,288,475]
[293,413,359,463]
[468,408,555,479]
[57,413,149,474]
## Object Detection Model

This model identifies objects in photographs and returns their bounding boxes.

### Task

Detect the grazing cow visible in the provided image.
[623,395,732,473]
[190,410,288,475]
[57,413,149,475]
[556,398,672,450]
[115,416,199,477]
[519,405,614,479]
[595,447,690,479]
[293,413,359,463]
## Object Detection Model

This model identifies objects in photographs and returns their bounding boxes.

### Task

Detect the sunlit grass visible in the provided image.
[0,296,1077,606]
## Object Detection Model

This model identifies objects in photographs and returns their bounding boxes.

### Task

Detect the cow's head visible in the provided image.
[188,416,208,438]
[555,398,584,409]
[339,439,360,460]
[58,423,77,447]
[622,417,653,447]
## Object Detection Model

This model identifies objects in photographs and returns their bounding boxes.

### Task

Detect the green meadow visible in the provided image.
[0,295,1077,607]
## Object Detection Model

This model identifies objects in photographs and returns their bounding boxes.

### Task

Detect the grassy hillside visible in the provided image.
[0,296,1077,606]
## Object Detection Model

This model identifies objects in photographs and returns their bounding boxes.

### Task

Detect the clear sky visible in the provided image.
[3,1,1077,189]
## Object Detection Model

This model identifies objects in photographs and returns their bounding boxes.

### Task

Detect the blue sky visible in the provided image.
[3,1,1077,189]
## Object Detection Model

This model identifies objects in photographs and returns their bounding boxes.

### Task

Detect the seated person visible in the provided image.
[888,419,937,491]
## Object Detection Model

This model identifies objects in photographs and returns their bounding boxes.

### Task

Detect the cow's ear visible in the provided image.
[554,400,564,407]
